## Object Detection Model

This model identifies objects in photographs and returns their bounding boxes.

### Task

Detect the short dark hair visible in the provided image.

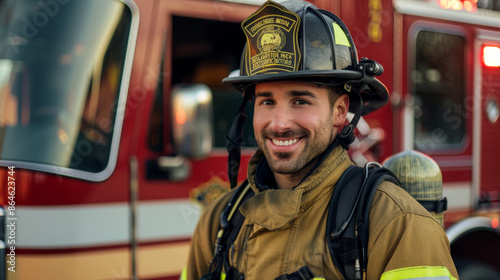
[323,84,347,107]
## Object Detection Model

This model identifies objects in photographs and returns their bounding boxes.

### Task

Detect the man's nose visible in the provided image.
[269,105,293,132]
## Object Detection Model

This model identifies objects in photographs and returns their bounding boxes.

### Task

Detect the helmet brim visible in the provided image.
[223,70,389,115]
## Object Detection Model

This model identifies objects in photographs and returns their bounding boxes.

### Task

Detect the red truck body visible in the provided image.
[0,0,499,279]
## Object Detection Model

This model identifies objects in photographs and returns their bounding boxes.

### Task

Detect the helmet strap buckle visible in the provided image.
[340,91,363,148]
[344,83,352,93]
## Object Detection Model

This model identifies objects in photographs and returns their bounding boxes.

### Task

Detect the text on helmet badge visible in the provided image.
[242,1,301,76]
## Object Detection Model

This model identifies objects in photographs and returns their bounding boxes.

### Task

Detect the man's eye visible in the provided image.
[261,100,274,105]
[294,100,309,105]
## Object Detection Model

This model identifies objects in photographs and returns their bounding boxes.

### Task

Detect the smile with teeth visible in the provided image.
[272,138,299,147]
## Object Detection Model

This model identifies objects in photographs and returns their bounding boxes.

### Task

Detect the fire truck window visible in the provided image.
[412,30,466,153]
[0,0,132,176]
[166,16,257,149]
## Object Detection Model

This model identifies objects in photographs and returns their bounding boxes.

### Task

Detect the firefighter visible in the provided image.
[183,1,458,279]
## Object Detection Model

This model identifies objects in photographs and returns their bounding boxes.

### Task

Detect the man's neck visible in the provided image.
[274,159,318,190]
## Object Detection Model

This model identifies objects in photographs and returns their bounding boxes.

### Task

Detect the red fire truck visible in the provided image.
[0,0,499,279]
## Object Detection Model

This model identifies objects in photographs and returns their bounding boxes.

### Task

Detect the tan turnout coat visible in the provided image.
[185,146,458,279]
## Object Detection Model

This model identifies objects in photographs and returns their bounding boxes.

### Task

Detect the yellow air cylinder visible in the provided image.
[383,150,447,225]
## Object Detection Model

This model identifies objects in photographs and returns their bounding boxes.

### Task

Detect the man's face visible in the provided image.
[253,80,345,175]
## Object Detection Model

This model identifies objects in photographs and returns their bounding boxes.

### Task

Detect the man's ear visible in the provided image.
[333,94,349,127]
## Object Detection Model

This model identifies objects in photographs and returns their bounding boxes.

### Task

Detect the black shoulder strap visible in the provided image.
[202,180,254,280]
[326,163,400,280]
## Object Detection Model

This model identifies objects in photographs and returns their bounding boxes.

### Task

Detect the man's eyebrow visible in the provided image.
[254,90,318,98]
[255,91,273,98]
[289,90,317,98]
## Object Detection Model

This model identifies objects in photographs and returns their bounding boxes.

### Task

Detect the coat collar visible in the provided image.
[241,145,353,231]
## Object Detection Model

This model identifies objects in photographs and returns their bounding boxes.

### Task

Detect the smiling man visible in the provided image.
[183,1,458,279]
[253,81,349,189]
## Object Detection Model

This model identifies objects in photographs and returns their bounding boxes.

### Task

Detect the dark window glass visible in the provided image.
[167,16,256,149]
[412,30,466,153]
[0,0,132,175]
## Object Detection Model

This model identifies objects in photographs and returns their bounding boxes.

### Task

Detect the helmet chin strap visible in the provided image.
[226,92,252,189]
[339,89,363,149]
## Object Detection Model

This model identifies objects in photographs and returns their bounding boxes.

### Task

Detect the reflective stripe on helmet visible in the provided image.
[332,23,350,47]
[381,266,457,280]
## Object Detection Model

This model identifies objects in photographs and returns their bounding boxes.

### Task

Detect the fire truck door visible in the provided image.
[474,30,500,208]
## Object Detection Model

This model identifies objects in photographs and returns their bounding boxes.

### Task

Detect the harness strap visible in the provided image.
[418,198,448,214]
[275,266,316,280]
[222,187,252,280]
[202,181,254,280]
[327,163,401,280]
[355,165,400,271]
[327,165,364,280]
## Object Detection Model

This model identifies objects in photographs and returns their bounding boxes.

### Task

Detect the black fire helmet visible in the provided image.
[223,0,389,188]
